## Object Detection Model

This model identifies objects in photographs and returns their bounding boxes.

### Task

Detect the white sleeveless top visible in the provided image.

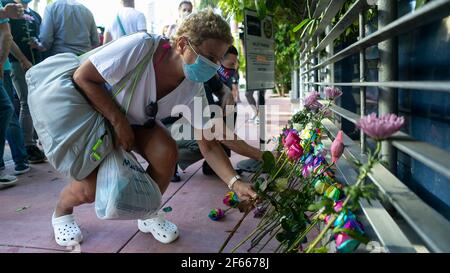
[89,32,211,129]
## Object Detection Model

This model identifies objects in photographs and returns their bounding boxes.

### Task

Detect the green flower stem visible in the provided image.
[219,203,254,253]
[248,220,282,251]
[286,218,320,253]
[272,157,289,180]
[231,215,280,253]
[256,225,282,253]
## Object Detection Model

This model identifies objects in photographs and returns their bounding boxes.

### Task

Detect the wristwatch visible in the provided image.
[227,175,241,191]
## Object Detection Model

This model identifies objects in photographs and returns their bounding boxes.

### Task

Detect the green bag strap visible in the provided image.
[78,33,160,115]
[116,15,127,36]
[110,34,160,115]
[88,34,160,161]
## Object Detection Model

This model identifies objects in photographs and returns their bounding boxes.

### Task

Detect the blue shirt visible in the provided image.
[0,2,11,71]
[39,0,99,56]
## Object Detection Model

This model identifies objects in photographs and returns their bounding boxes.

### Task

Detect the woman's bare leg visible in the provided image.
[54,168,98,217]
[133,123,178,195]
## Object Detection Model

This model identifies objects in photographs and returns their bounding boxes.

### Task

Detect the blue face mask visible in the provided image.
[21,0,33,4]
[182,40,219,83]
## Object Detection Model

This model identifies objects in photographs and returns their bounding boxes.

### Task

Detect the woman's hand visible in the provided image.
[113,117,135,151]
[233,180,257,201]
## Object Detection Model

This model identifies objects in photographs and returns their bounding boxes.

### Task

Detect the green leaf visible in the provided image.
[293,19,311,33]
[309,246,328,253]
[274,178,289,192]
[415,0,427,10]
[262,151,276,174]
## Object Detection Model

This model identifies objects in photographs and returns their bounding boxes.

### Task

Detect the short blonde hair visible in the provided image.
[172,8,233,46]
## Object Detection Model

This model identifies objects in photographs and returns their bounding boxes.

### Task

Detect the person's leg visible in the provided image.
[2,72,29,174]
[10,62,45,163]
[177,139,204,170]
[258,89,266,107]
[54,168,98,218]
[52,168,97,246]
[10,62,34,146]
[134,123,180,243]
[245,89,258,120]
[0,78,14,165]
[0,77,18,185]
[133,123,178,195]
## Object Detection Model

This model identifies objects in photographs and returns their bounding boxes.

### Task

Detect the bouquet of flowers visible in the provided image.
[218,87,404,253]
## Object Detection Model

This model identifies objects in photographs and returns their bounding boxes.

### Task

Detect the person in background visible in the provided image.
[245,89,265,124]
[162,0,193,38]
[164,45,263,182]
[0,1,24,187]
[103,0,146,44]
[231,60,240,103]
[2,0,46,164]
[33,0,99,56]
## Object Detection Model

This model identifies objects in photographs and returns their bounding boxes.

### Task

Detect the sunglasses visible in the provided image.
[142,101,158,129]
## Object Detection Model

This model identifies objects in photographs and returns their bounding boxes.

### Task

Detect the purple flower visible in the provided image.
[357,113,405,140]
[324,87,343,100]
[303,91,322,110]
[283,128,297,137]
[253,206,267,218]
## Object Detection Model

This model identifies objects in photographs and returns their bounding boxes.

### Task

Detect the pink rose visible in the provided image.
[284,131,300,149]
[331,130,344,164]
[287,142,303,161]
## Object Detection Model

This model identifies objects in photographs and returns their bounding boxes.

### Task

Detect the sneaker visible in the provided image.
[15,163,30,175]
[26,145,46,164]
[171,168,182,183]
[0,174,18,186]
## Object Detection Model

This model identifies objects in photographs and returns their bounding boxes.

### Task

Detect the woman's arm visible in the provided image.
[73,60,135,151]
[196,136,257,201]
[221,137,263,161]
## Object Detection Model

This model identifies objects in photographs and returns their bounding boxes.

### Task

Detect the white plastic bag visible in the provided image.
[95,148,162,220]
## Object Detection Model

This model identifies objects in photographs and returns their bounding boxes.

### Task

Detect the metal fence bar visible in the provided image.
[303,81,450,92]
[391,133,450,180]
[301,0,450,75]
[301,0,347,56]
[328,104,450,180]
[313,0,332,17]
[323,119,450,253]
[378,0,398,172]
[359,10,366,153]
[310,0,370,60]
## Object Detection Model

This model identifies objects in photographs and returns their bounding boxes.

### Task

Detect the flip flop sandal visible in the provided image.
[52,212,83,247]
[138,212,179,244]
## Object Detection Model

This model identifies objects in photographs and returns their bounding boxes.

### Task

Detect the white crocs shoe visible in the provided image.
[138,212,179,244]
[52,212,83,247]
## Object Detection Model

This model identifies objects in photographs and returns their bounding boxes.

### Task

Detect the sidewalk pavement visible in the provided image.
[0,96,294,253]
